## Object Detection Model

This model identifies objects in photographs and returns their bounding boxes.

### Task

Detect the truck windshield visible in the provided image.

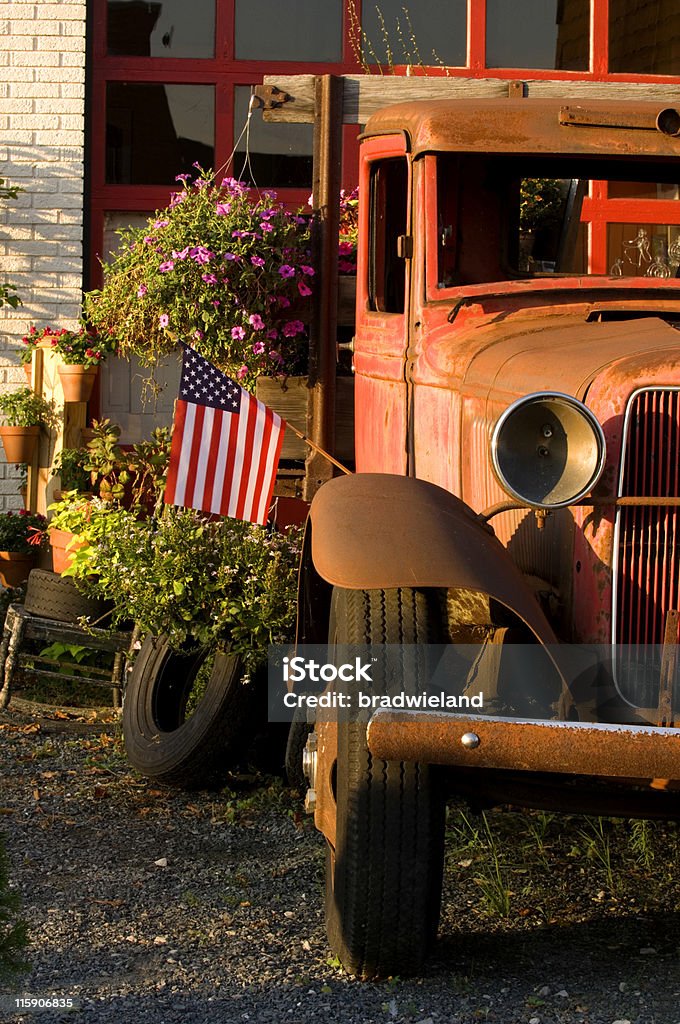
[435,153,680,287]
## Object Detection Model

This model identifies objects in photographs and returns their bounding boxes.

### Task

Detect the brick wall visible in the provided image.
[0,0,86,508]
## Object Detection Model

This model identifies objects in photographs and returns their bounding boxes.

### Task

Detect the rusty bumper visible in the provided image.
[366,712,680,783]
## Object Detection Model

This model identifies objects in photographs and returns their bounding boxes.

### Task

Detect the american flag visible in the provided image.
[164,343,285,526]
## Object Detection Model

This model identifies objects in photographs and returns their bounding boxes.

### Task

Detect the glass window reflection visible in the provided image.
[233,87,313,189]
[486,0,589,70]
[609,0,680,74]
[235,0,342,61]
[361,0,466,68]
[107,0,215,58]
[106,83,215,184]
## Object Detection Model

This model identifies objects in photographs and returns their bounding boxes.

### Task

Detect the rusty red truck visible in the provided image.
[257,79,680,979]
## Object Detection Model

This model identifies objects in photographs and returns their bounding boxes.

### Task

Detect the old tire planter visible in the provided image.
[123,634,258,788]
[325,586,447,980]
[23,569,110,624]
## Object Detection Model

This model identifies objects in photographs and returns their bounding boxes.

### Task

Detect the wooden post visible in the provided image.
[304,74,343,503]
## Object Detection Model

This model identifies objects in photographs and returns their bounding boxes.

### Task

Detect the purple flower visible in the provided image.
[282,319,305,337]
[216,203,231,216]
[137,284,147,298]
[202,273,218,285]
[231,326,246,341]
[300,264,315,276]
[237,364,248,380]
[212,300,221,308]
[224,252,239,261]
[266,328,279,341]
[249,313,265,330]
[298,281,312,297]
[190,246,213,264]
[143,235,154,244]
[194,329,204,340]
[169,191,186,208]
[278,264,295,278]
[260,221,274,233]
[172,247,190,260]
[176,173,191,182]
[277,296,291,309]
[159,314,169,328]
[153,219,169,229]
[158,260,175,273]
[339,240,355,256]
[339,259,356,273]
[252,341,265,355]
[232,229,248,239]
[251,256,265,268]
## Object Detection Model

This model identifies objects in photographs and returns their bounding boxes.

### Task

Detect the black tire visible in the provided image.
[285,707,313,792]
[325,587,447,980]
[23,569,110,624]
[123,634,259,788]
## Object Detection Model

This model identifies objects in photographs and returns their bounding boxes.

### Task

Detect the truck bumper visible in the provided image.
[366,712,680,784]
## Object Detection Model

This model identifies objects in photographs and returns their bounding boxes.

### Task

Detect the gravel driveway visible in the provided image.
[1,700,680,1024]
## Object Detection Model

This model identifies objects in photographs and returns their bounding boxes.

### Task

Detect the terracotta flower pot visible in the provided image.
[0,551,36,588]
[58,365,98,404]
[22,362,33,384]
[0,425,40,464]
[48,527,87,575]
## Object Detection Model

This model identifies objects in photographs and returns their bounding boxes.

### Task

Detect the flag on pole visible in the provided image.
[164,343,285,526]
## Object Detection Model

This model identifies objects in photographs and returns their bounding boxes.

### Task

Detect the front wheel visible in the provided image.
[325,587,447,979]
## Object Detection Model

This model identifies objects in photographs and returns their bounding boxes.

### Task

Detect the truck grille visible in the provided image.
[614,388,680,707]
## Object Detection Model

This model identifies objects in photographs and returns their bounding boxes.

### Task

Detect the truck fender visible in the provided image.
[308,472,557,647]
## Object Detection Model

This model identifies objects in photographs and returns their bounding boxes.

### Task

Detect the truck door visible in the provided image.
[354,134,411,475]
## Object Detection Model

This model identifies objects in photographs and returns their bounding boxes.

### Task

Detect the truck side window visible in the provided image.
[368,157,407,313]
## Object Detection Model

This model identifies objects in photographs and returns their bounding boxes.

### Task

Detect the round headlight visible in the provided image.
[491,392,606,509]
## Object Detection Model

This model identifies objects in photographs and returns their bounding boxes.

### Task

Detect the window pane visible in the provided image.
[361,0,466,68]
[107,0,215,58]
[609,0,680,74]
[609,181,680,200]
[608,224,680,277]
[486,0,589,70]
[369,159,407,313]
[235,0,342,61]
[233,87,313,189]
[106,83,214,185]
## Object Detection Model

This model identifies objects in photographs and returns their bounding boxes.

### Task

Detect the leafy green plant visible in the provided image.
[628,818,655,871]
[0,509,47,553]
[519,178,564,230]
[84,168,313,389]
[0,387,56,428]
[61,504,301,670]
[0,835,29,982]
[51,447,91,494]
[27,324,116,368]
[0,177,24,313]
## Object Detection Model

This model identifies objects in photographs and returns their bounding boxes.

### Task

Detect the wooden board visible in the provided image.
[262,74,680,125]
[256,375,354,462]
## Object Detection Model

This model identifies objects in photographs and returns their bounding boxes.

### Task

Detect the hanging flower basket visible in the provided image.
[58,365,98,404]
[0,551,36,588]
[0,425,40,464]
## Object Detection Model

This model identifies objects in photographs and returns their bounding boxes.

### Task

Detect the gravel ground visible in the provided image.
[1,700,680,1024]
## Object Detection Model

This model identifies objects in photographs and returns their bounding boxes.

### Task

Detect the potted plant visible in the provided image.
[0,509,47,587]
[83,168,313,391]
[19,328,38,383]
[31,324,115,403]
[51,446,91,497]
[0,388,55,464]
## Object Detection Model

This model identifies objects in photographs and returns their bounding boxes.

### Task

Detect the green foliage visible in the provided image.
[0,835,29,982]
[0,509,47,553]
[83,169,314,389]
[26,324,116,368]
[51,447,91,494]
[0,177,24,312]
[80,419,170,508]
[519,178,565,230]
[0,387,56,428]
[53,501,301,670]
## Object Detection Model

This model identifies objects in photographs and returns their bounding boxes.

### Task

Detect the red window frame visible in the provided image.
[88,0,680,287]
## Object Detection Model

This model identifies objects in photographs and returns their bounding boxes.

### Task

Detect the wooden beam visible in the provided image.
[262,73,680,125]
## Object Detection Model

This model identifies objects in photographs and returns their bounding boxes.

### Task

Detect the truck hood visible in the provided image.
[455,314,680,404]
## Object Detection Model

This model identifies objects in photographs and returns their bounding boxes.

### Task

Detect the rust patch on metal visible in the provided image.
[367,713,680,781]
[658,610,680,727]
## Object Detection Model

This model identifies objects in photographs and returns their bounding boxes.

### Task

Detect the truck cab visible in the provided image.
[301,95,680,979]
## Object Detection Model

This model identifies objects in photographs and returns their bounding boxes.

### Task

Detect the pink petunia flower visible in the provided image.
[251,256,265,268]
[278,264,295,278]
[159,314,169,328]
[158,261,175,273]
[298,281,312,297]
[231,326,246,341]
[202,273,218,285]
[252,341,265,355]
[237,364,248,380]
[216,203,231,216]
[300,264,315,276]
[282,319,305,337]
[137,284,148,297]
[249,314,265,330]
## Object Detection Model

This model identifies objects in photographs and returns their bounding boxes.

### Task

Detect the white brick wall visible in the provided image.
[0,0,86,506]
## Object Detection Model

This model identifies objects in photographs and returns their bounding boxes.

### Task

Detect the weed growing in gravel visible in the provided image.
[0,835,29,982]
[445,806,680,926]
